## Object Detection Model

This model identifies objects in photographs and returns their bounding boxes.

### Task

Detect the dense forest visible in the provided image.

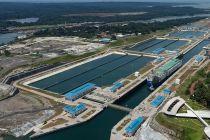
[34,17,205,38]
[190,68,210,107]
[0,2,209,28]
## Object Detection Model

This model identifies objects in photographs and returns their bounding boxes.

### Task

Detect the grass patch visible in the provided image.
[156,113,205,140]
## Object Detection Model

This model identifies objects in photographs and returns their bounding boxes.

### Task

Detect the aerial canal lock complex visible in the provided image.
[11,19,210,140]
[1,12,210,140]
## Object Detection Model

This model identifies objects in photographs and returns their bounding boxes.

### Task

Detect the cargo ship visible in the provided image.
[147,58,182,90]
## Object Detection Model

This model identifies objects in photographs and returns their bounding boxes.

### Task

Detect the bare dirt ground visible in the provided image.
[0,91,52,130]
[0,55,48,78]
[9,37,104,56]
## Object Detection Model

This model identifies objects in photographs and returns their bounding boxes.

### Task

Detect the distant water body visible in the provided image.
[175,2,210,9]
[8,18,39,24]
[0,33,22,45]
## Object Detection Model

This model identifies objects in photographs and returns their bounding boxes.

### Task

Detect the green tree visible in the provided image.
[192,82,208,105]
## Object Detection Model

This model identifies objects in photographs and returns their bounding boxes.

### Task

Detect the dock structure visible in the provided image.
[107,103,132,112]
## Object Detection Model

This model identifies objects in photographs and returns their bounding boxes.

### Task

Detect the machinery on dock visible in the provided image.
[147,58,182,90]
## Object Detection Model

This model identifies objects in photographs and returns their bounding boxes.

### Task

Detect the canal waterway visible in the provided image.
[169,31,205,39]
[128,39,188,53]
[29,54,154,95]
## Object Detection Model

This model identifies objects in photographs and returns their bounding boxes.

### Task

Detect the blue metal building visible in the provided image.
[110,82,124,92]
[65,83,96,101]
[64,103,87,117]
[163,88,172,95]
[151,96,165,108]
[125,117,144,136]
[194,55,204,63]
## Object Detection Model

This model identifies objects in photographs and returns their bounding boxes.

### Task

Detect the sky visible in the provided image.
[0,0,209,3]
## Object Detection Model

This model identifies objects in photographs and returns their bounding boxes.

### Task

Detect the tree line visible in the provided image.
[34,17,205,39]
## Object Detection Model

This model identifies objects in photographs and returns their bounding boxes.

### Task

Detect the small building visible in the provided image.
[110,82,124,93]
[151,96,165,108]
[125,117,144,136]
[17,35,27,39]
[64,103,87,118]
[99,38,111,44]
[194,55,204,63]
[163,88,172,95]
[65,83,96,101]
[204,46,210,59]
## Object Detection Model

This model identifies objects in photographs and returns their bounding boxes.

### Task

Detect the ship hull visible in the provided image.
[147,59,182,90]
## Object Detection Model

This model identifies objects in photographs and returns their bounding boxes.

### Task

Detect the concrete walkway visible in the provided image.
[185,103,209,127]
[176,110,210,119]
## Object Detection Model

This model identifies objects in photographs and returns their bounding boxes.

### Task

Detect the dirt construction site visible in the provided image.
[8,37,104,56]
[0,90,61,137]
